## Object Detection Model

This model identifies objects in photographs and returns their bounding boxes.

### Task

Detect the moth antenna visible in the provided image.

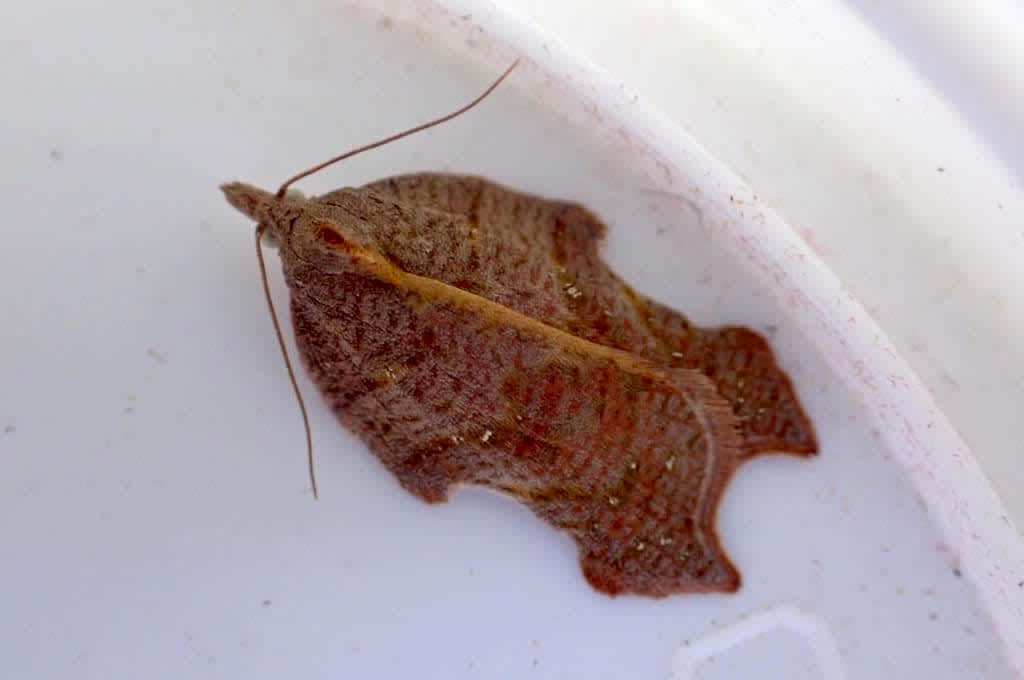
[275,58,520,198]
[255,223,319,500]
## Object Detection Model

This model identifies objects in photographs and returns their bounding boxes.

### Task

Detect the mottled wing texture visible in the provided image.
[333,174,818,459]
[284,241,743,596]
[221,174,818,597]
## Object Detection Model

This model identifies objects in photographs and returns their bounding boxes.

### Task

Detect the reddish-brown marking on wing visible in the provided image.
[315,224,346,247]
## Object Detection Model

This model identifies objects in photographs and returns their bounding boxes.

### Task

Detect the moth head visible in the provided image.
[221,182,376,280]
[220,182,307,248]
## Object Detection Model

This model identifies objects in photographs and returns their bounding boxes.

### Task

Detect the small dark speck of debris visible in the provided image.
[376,15,393,30]
[952,567,962,578]
[939,371,961,392]
[929,612,939,621]
[262,599,272,607]
[49,147,63,161]
[3,425,14,434]
[1018,580,1023,588]
[936,166,945,173]
[146,347,168,365]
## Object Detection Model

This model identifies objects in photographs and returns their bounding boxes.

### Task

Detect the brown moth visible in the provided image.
[221,64,816,597]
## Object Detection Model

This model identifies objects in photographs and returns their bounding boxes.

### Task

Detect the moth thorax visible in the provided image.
[260,189,307,250]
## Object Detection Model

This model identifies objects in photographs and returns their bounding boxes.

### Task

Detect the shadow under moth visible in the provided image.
[221,63,817,597]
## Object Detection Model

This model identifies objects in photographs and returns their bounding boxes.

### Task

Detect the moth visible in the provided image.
[222,63,817,597]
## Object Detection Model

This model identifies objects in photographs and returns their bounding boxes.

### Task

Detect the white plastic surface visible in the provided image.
[2,1,1021,678]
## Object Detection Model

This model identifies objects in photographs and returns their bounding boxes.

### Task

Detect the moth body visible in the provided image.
[221,175,817,597]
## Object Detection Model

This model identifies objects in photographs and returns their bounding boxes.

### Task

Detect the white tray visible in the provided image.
[2,0,1021,677]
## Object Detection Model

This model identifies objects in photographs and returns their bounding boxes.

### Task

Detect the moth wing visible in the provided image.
[534,191,819,459]
[355,173,817,458]
[358,172,601,242]
[643,300,819,458]
[568,365,745,597]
